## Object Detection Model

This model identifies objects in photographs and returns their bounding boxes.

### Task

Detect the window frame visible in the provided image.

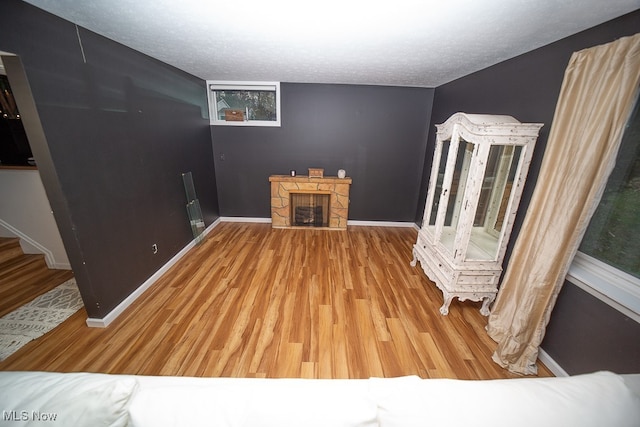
[567,251,640,322]
[206,81,281,127]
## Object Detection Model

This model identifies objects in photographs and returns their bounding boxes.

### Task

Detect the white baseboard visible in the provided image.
[47,260,72,270]
[347,220,418,228]
[538,347,569,377]
[219,217,420,229]
[85,218,221,328]
[220,217,271,223]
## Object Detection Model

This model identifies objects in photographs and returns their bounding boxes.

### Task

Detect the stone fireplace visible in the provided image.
[269,175,351,230]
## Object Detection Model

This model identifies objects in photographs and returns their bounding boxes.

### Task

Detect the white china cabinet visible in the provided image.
[411,113,543,315]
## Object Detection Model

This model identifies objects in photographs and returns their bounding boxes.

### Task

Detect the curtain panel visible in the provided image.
[486,33,640,375]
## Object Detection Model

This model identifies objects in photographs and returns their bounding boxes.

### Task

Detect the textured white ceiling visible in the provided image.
[22,0,640,87]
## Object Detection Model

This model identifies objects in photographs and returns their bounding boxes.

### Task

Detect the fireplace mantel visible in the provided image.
[269,175,352,229]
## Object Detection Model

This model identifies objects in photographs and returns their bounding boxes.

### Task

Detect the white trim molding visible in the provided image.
[219,217,419,229]
[0,218,71,270]
[567,251,640,323]
[538,348,569,377]
[348,220,419,228]
[220,216,271,223]
[86,218,221,328]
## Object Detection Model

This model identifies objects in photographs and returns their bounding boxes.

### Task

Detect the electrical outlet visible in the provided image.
[152,244,158,254]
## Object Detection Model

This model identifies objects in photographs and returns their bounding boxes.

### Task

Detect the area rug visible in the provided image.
[0,278,83,361]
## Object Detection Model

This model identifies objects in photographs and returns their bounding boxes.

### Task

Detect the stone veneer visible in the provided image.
[269,175,352,229]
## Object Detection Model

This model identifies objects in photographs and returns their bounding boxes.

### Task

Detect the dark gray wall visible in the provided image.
[544,282,640,375]
[212,83,434,221]
[0,0,219,318]
[426,10,640,374]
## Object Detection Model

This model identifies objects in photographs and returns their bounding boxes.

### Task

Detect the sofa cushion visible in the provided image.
[129,377,378,427]
[371,371,640,427]
[0,371,137,427]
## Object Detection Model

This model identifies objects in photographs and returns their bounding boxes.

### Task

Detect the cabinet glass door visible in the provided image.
[440,139,474,255]
[427,139,450,227]
[466,144,523,260]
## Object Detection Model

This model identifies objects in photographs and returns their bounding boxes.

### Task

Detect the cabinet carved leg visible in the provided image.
[439,294,453,315]
[480,296,495,316]
[410,247,417,267]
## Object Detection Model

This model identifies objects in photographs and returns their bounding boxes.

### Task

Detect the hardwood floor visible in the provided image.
[0,223,552,379]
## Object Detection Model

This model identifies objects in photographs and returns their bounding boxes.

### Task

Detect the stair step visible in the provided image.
[0,252,47,280]
[0,237,25,265]
[0,237,75,318]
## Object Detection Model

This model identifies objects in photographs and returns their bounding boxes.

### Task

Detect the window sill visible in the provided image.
[210,120,281,127]
[0,164,37,170]
[567,251,640,323]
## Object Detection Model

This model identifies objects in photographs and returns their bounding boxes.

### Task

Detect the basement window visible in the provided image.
[207,81,280,127]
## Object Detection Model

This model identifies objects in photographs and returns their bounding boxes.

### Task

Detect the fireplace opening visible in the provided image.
[290,193,330,227]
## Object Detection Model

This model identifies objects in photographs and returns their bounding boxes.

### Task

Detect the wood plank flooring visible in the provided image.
[0,223,552,379]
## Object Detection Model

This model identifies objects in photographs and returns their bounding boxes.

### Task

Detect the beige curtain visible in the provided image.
[486,33,640,375]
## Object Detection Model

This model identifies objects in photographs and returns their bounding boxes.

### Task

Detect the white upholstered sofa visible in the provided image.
[1,370,639,426]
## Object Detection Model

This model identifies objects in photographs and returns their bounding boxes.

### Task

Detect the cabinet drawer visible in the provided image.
[457,273,499,286]
[427,249,454,280]
[416,232,431,250]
